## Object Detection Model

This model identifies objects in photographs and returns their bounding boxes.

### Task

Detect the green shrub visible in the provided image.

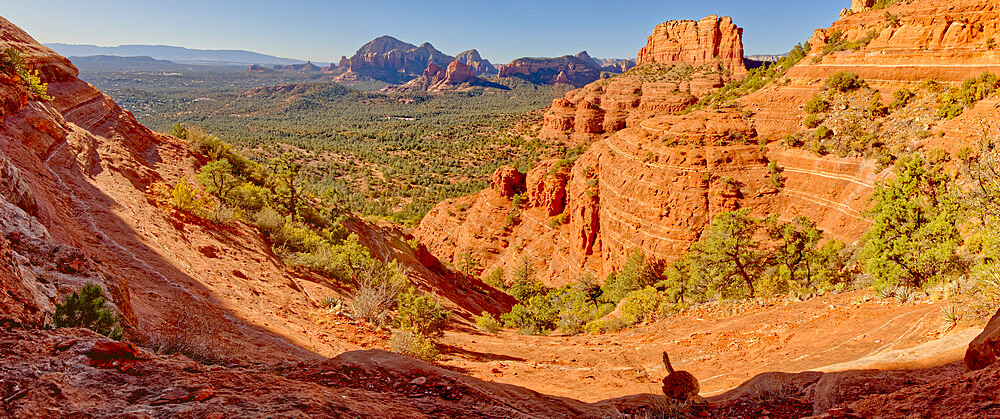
[504,211,520,228]
[474,311,501,333]
[890,88,914,109]
[827,72,865,92]
[196,159,242,202]
[511,193,527,209]
[803,95,830,114]
[861,154,962,290]
[619,286,664,324]
[884,11,899,27]
[393,288,450,337]
[803,113,824,129]
[867,96,889,118]
[872,0,899,10]
[936,72,1000,119]
[389,329,439,362]
[273,221,326,253]
[351,262,407,325]
[584,317,629,334]
[500,296,559,335]
[53,282,123,340]
[483,267,506,290]
[549,213,568,228]
[170,179,213,217]
[600,249,665,303]
[254,207,286,235]
[815,125,833,140]
[507,258,547,301]
[818,31,877,61]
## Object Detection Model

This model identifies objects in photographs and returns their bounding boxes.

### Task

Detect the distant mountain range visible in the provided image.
[50,40,647,89]
[47,43,305,66]
[66,55,216,72]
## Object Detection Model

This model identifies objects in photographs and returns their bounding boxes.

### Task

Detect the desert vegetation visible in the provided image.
[787,71,1000,167]
[52,282,123,340]
[89,72,570,226]
[0,47,51,101]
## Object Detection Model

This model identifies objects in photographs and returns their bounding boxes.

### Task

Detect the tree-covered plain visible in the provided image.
[84,70,572,225]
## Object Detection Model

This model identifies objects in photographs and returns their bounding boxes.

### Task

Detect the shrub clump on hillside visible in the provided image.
[826,72,865,93]
[936,72,1000,119]
[389,328,440,362]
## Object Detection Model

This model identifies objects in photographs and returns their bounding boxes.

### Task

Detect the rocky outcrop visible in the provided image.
[538,15,744,142]
[539,69,724,142]
[497,51,603,87]
[490,165,525,198]
[443,60,477,85]
[382,60,499,93]
[526,160,570,217]
[598,58,637,73]
[421,1,1000,286]
[966,308,1000,370]
[455,49,497,75]
[747,0,1000,139]
[851,0,876,12]
[637,15,747,77]
[279,61,321,72]
[335,36,455,84]
[246,64,277,74]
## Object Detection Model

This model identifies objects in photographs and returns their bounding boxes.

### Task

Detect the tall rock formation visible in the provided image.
[637,15,747,76]
[455,49,497,75]
[335,36,456,84]
[538,15,742,142]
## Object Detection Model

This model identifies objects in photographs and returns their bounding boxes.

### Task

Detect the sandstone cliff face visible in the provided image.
[637,15,747,77]
[747,0,1000,139]
[538,15,744,142]
[335,36,455,84]
[539,68,725,142]
[497,52,603,87]
[416,112,884,284]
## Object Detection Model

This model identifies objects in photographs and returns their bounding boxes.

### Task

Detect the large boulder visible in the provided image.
[966,308,1000,370]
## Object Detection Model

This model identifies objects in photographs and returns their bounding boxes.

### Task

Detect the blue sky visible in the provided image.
[2,0,847,63]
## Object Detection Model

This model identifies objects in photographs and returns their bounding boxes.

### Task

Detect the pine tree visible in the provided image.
[53,282,123,340]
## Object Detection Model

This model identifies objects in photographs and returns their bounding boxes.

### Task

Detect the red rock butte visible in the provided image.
[638,15,747,77]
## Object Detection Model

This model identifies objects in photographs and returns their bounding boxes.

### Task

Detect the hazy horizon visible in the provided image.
[3,0,849,64]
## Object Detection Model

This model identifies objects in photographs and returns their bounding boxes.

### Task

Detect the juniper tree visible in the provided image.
[860,153,962,289]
